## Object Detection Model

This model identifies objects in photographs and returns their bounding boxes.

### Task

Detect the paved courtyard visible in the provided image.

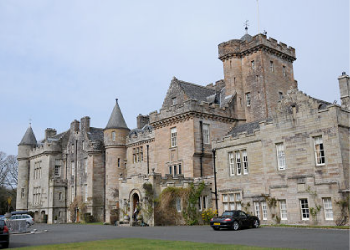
[8,224,350,250]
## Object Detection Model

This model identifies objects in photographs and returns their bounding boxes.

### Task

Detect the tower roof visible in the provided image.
[19,125,37,146]
[105,99,129,130]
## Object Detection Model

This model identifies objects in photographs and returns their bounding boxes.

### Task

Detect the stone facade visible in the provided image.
[16,32,349,226]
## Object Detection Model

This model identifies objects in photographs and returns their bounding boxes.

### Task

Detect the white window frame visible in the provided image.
[262,202,268,220]
[242,150,248,174]
[171,127,177,147]
[235,151,242,175]
[300,199,310,220]
[203,123,210,144]
[322,198,333,220]
[276,143,286,170]
[228,152,235,176]
[280,200,288,220]
[254,202,260,219]
[314,136,325,166]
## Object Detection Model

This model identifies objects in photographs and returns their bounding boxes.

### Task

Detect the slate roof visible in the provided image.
[229,120,261,137]
[240,33,253,42]
[19,126,37,146]
[175,78,219,103]
[87,127,104,142]
[105,99,129,129]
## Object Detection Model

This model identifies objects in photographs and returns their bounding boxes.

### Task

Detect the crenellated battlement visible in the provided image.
[29,141,62,156]
[150,99,236,128]
[218,33,296,62]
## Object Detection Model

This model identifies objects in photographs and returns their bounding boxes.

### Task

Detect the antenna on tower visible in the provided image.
[244,20,249,34]
[257,0,260,33]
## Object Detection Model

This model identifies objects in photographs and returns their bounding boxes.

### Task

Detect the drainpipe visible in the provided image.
[212,149,218,216]
[199,121,204,177]
[147,145,150,174]
[65,154,68,222]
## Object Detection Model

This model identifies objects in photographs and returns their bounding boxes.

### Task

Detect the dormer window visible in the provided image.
[172,97,177,106]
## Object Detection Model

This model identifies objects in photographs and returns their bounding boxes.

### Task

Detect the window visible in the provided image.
[176,197,182,212]
[34,161,42,179]
[242,150,248,175]
[262,202,268,220]
[276,143,286,170]
[251,60,255,70]
[314,136,325,165]
[82,141,85,150]
[245,93,251,107]
[33,187,41,205]
[222,193,241,211]
[270,61,274,72]
[84,159,88,173]
[234,150,248,175]
[280,200,288,220]
[171,127,177,147]
[140,146,143,161]
[235,151,241,175]
[228,152,235,176]
[59,192,63,201]
[254,202,260,219]
[55,160,61,177]
[117,158,120,168]
[84,184,88,202]
[169,164,182,176]
[300,199,309,220]
[21,188,25,198]
[279,92,283,100]
[323,198,333,220]
[172,97,177,106]
[133,146,143,163]
[112,131,116,141]
[203,124,210,144]
[71,186,75,201]
[282,66,286,76]
[169,166,172,175]
[71,162,75,176]
[203,196,208,210]
[71,144,74,153]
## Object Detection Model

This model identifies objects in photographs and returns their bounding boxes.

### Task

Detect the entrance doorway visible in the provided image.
[132,193,140,221]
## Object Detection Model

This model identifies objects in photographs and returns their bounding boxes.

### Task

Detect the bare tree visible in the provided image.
[0,152,18,190]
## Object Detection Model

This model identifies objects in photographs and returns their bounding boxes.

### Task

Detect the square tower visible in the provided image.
[218,33,297,122]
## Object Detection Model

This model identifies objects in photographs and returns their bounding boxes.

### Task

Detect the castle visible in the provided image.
[16,32,350,226]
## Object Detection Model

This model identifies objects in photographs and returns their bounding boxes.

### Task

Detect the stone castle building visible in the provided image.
[16,31,349,226]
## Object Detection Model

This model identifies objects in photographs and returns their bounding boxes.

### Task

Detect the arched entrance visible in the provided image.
[132,193,140,221]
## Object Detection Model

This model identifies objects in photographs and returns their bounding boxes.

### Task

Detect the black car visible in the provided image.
[210,210,259,231]
[0,220,9,248]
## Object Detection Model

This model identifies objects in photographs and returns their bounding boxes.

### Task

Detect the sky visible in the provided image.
[0,0,349,156]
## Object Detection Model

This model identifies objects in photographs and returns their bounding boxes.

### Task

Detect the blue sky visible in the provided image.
[0,0,349,155]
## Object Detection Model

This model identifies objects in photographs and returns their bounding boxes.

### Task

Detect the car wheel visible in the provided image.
[232,221,240,231]
[253,219,259,228]
[3,242,9,248]
[212,227,220,231]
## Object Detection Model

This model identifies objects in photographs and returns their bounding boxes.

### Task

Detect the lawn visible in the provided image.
[11,238,295,250]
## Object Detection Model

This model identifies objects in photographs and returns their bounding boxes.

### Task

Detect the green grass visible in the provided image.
[11,238,295,250]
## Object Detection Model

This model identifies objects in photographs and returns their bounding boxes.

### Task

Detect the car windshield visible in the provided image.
[0,220,4,226]
[222,211,234,217]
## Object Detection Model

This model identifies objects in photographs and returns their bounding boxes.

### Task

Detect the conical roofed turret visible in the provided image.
[105,99,128,130]
[19,125,37,146]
